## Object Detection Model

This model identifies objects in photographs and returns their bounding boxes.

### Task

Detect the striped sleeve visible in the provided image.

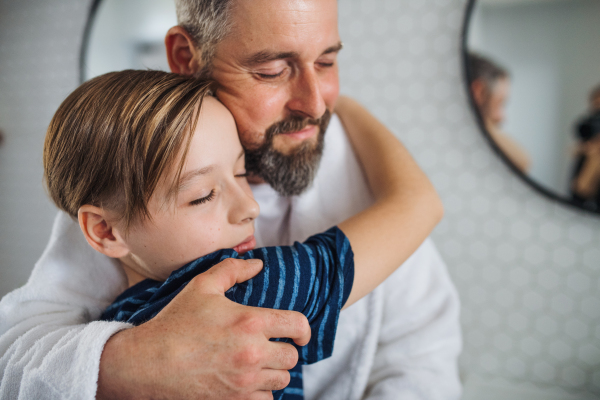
[233,226,354,364]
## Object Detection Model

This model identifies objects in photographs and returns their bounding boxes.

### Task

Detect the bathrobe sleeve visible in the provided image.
[362,239,463,400]
[0,212,130,400]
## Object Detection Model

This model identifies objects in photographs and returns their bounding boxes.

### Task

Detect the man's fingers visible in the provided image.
[262,309,311,346]
[248,391,275,400]
[263,341,299,370]
[191,258,263,294]
[255,369,292,392]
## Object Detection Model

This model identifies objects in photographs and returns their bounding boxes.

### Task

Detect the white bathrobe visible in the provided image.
[0,115,462,399]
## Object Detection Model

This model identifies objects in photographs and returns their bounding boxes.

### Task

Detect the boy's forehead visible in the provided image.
[160,97,240,198]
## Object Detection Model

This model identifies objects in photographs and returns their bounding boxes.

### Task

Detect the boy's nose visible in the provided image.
[229,187,260,225]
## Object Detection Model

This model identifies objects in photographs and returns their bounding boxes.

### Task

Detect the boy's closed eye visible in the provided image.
[190,189,215,206]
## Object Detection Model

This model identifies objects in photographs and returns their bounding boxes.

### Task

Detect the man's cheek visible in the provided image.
[238,129,266,151]
[323,76,340,109]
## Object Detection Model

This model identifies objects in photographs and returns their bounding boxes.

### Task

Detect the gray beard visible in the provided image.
[245,109,332,197]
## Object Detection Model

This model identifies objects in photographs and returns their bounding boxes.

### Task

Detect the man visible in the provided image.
[0,0,461,399]
[468,53,531,174]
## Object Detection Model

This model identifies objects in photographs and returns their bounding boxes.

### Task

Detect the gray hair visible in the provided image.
[174,0,235,77]
[467,52,509,90]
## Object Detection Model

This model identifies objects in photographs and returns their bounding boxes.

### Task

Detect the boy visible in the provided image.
[43,70,443,398]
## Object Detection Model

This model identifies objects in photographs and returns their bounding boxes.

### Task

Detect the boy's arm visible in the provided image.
[335,96,444,307]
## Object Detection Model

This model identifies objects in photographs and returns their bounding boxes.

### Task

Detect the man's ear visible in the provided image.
[78,205,130,259]
[165,26,203,76]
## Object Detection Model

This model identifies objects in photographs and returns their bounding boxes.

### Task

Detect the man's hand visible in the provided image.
[96,258,311,400]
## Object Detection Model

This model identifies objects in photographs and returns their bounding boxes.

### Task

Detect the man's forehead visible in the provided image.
[222,0,339,56]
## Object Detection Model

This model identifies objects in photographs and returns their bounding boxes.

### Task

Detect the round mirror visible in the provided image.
[463,0,600,214]
[80,0,176,82]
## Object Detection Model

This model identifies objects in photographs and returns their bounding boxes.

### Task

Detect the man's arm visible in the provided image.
[1,212,310,400]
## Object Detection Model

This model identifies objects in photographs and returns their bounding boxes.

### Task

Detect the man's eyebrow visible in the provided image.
[241,41,343,67]
[242,51,299,67]
[322,42,343,55]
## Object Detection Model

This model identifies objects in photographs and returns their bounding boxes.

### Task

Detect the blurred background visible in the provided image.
[0,0,599,399]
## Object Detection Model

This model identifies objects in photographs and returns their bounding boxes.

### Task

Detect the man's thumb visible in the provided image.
[195,258,264,294]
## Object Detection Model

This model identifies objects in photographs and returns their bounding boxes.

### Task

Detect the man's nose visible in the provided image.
[287,68,327,120]
[228,184,260,225]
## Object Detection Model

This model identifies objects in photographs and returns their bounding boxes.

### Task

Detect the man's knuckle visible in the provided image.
[236,345,262,367]
[239,313,265,335]
[220,258,238,269]
[188,273,207,289]
[230,371,256,389]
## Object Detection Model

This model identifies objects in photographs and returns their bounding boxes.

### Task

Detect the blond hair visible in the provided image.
[44,70,213,229]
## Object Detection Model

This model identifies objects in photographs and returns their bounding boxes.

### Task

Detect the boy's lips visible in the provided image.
[233,235,256,254]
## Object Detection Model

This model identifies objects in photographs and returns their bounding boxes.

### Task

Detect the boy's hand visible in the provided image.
[97,258,311,400]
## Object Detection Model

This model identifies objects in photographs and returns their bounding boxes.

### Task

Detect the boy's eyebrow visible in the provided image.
[176,150,245,193]
[177,166,214,193]
[241,41,343,67]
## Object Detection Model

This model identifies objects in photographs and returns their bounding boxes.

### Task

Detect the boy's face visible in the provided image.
[119,97,260,282]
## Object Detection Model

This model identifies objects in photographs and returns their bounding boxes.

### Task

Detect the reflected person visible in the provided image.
[468,53,531,173]
[571,84,600,210]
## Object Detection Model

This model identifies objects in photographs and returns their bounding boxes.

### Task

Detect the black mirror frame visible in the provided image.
[461,0,599,216]
[79,0,103,84]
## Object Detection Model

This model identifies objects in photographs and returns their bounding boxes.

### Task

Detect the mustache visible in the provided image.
[265,109,332,139]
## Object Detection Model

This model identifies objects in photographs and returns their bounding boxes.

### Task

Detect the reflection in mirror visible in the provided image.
[82,0,176,82]
[465,0,600,212]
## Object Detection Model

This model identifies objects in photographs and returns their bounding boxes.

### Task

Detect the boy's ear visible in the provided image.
[165,26,203,76]
[78,205,129,259]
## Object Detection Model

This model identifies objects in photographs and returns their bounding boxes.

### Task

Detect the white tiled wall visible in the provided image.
[336,0,600,397]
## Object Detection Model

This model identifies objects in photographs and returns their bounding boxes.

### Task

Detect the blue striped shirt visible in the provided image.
[101,226,354,400]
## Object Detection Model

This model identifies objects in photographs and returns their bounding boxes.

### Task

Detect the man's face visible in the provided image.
[472,76,510,129]
[208,0,341,194]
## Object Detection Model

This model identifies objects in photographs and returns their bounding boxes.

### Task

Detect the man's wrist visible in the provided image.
[97,327,149,400]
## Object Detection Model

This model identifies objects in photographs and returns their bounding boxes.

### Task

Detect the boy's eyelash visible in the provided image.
[190,189,215,206]
[235,172,248,178]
